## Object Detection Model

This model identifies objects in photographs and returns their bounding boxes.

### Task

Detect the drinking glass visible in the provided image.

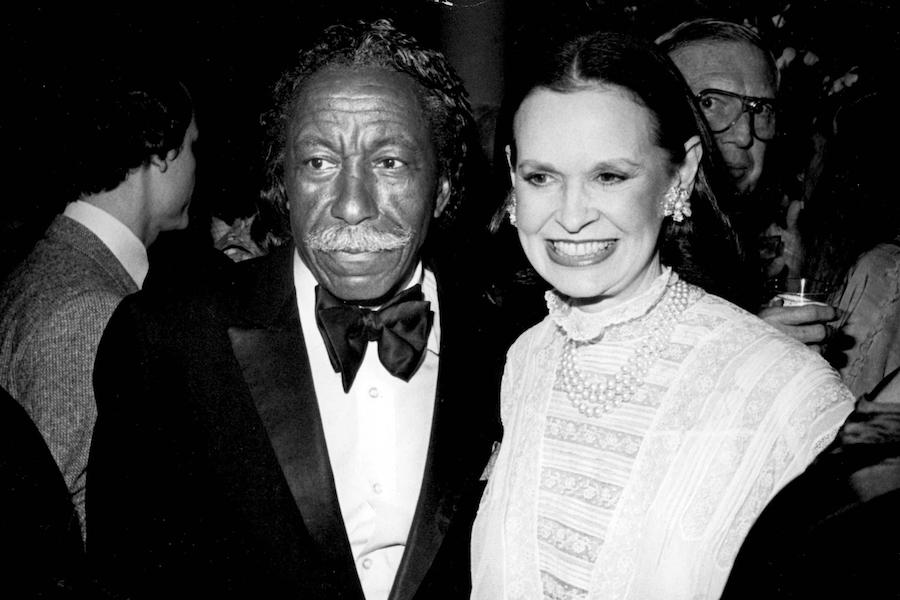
[774,277,832,307]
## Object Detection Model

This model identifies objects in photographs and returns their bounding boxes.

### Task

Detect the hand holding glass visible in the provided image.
[775,277,832,307]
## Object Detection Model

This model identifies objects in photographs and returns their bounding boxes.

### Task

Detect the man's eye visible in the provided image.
[375,158,406,169]
[699,96,720,110]
[304,157,335,170]
[753,103,775,117]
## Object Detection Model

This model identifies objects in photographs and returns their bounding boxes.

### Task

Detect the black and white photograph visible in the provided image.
[1,1,898,598]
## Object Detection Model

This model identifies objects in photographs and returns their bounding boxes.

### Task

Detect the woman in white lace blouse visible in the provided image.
[470,31,855,600]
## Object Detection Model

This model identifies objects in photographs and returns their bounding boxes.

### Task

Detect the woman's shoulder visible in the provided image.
[684,289,821,359]
[691,291,853,383]
[837,242,900,313]
[849,241,900,276]
[677,290,853,435]
[506,315,556,358]
[685,289,773,332]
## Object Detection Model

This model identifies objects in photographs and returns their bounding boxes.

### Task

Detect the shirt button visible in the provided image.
[362,557,373,570]
[368,387,379,398]
[373,482,383,494]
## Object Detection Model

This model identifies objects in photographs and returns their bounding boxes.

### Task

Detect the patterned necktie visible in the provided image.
[314,284,433,393]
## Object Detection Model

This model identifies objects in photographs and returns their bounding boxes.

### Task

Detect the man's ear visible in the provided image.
[677,135,702,196]
[433,176,452,218]
[150,148,178,174]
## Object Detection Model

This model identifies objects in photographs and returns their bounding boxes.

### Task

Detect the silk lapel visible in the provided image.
[389,263,501,600]
[227,248,362,597]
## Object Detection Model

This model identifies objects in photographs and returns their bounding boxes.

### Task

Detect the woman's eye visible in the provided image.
[523,172,550,186]
[596,172,625,184]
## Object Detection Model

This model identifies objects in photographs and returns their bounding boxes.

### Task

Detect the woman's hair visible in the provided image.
[505,30,746,303]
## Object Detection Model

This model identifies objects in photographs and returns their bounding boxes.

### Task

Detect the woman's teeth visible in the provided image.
[551,240,614,256]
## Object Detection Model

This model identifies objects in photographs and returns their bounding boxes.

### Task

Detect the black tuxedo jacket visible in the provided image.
[1,387,87,598]
[87,246,503,599]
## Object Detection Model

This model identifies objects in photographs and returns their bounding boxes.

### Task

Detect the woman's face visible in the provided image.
[510,85,693,311]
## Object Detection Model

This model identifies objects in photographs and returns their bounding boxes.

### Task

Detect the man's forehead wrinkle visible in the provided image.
[284,66,434,163]
[290,119,422,154]
[293,93,426,123]
[299,109,421,130]
[298,68,427,113]
[292,112,420,135]
[320,89,410,103]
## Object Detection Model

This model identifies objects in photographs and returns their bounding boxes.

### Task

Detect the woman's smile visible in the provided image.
[546,239,617,266]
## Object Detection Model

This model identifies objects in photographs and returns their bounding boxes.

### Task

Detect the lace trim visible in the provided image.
[544,417,643,457]
[547,268,675,342]
[537,516,604,563]
[541,466,623,509]
[541,570,589,600]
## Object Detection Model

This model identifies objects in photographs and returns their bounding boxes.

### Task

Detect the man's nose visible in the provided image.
[722,111,754,149]
[331,164,378,224]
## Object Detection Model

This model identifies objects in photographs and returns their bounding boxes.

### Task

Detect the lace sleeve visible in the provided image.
[500,328,535,424]
[719,361,854,567]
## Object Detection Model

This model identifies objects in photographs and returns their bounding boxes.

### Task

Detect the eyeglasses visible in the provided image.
[695,88,777,141]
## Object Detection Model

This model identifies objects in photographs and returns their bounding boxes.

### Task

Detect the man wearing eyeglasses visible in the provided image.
[658,18,777,198]
[657,18,838,348]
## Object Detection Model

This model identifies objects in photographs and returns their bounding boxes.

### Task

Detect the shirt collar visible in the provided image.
[293,251,440,355]
[63,200,149,288]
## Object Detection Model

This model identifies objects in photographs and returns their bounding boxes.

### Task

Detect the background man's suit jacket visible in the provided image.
[0,215,138,532]
[87,245,504,599]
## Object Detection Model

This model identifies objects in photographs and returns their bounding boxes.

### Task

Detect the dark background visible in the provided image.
[1,1,896,271]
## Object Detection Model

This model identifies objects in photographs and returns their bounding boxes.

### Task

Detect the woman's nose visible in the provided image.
[556,183,597,233]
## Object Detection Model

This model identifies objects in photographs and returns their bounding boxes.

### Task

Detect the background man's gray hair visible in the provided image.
[656,18,780,90]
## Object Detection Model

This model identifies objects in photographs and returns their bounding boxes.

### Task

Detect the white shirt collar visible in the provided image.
[293,250,440,356]
[63,200,149,288]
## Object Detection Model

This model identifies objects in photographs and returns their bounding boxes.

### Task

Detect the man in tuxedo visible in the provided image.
[87,19,503,600]
[0,61,197,537]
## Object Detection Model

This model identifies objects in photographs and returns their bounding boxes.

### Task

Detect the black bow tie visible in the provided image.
[314,284,434,393]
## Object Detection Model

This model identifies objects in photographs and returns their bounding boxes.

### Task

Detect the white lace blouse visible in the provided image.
[471,269,854,600]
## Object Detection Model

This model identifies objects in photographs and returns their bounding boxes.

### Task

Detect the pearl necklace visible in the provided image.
[557,279,692,418]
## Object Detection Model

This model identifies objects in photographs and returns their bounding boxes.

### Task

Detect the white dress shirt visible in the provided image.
[63,200,149,288]
[294,253,439,600]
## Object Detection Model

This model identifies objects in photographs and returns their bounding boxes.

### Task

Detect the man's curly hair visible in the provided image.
[259,18,475,238]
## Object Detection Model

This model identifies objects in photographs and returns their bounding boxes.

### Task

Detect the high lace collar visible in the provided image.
[547,267,679,342]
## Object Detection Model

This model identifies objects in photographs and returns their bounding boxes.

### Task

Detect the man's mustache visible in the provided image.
[305,225,413,252]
